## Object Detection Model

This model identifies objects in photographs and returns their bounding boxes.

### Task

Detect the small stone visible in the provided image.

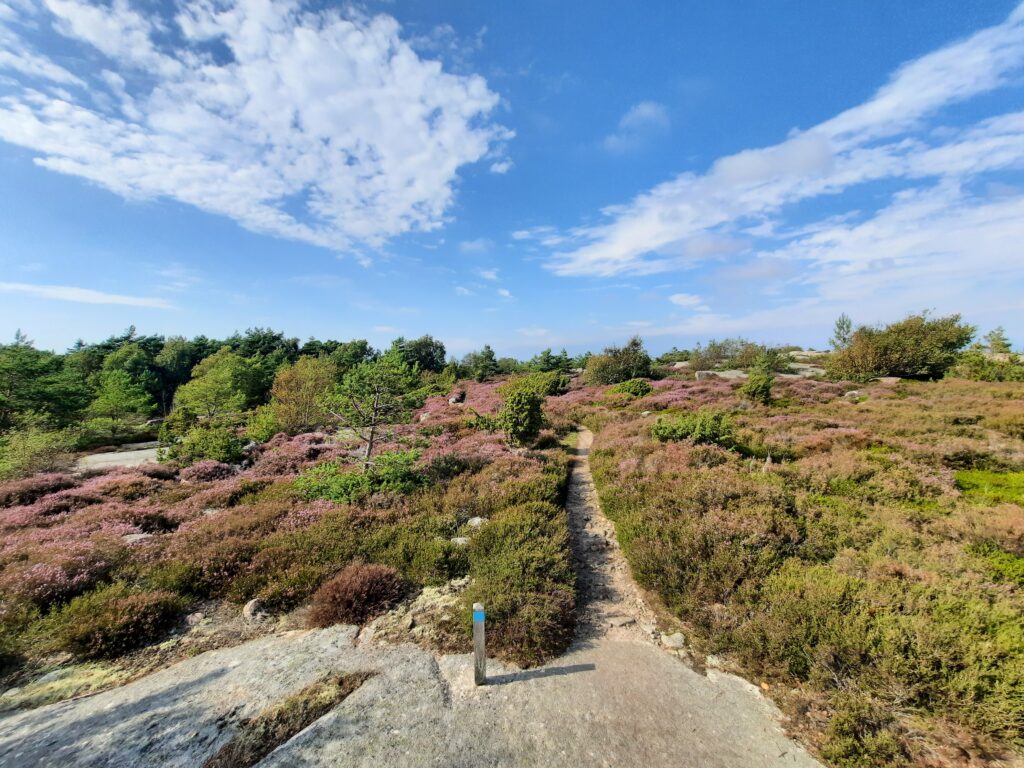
[466,516,486,528]
[450,536,469,547]
[419,412,432,422]
[121,532,153,545]
[242,599,266,623]
[843,390,861,399]
[760,681,770,691]
[186,612,205,627]
[661,632,686,649]
[607,615,635,628]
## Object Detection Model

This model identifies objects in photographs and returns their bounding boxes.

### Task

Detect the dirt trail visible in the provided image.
[567,428,659,644]
[0,428,823,767]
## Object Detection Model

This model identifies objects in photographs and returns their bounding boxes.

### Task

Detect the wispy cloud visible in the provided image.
[0,1,510,259]
[668,293,705,309]
[476,268,499,280]
[0,281,173,308]
[459,238,493,254]
[526,2,1024,330]
[497,287,512,298]
[602,100,670,154]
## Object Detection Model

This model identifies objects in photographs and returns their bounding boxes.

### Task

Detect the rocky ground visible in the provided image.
[0,430,822,768]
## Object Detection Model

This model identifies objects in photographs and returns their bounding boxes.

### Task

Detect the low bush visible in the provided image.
[651,409,734,446]
[950,349,1024,382]
[498,390,545,447]
[0,472,76,507]
[609,378,652,398]
[956,470,1024,506]
[306,562,406,627]
[165,425,245,466]
[498,371,569,398]
[584,337,652,385]
[0,427,76,480]
[179,460,235,483]
[43,583,185,659]
[294,450,424,504]
[465,501,575,666]
[827,312,974,382]
[740,356,775,405]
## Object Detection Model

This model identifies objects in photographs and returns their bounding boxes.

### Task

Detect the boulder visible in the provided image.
[694,371,718,381]
[242,599,267,624]
[447,390,466,405]
[466,516,486,528]
[661,632,686,650]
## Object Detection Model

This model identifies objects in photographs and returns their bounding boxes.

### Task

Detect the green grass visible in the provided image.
[956,470,1024,506]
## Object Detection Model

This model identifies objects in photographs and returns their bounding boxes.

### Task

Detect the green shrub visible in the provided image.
[498,390,545,446]
[498,371,569,398]
[246,405,282,443]
[609,378,652,398]
[0,426,75,480]
[827,312,974,381]
[295,450,424,504]
[584,337,652,384]
[688,338,793,372]
[740,356,775,405]
[950,349,1024,382]
[164,425,245,466]
[820,691,909,768]
[44,583,184,659]
[651,409,734,446]
[968,542,1024,587]
[464,501,575,667]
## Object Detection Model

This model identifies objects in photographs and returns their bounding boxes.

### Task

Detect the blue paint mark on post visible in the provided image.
[473,602,486,685]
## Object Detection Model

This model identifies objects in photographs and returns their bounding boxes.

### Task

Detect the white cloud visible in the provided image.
[602,100,669,154]
[518,326,548,337]
[497,287,511,298]
[476,268,499,280]
[489,159,513,174]
[668,293,703,308]
[454,285,473,296]
[0,1,510,257]
[0,281,173,308]
[458,238,493,254]
[540,6,1024,284]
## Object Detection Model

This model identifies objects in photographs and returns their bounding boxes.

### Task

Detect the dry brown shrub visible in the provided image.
[307,562,405,627]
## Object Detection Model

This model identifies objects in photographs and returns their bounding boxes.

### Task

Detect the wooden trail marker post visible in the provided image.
[473,602,486,685]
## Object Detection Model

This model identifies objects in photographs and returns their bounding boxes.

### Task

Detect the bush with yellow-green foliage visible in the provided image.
[42,583,185,660]
[0,425,75,480]
[464,501,575,667]
[608,378,652,398]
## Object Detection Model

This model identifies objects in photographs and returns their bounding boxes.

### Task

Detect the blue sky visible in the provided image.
[1,1,1022,356]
